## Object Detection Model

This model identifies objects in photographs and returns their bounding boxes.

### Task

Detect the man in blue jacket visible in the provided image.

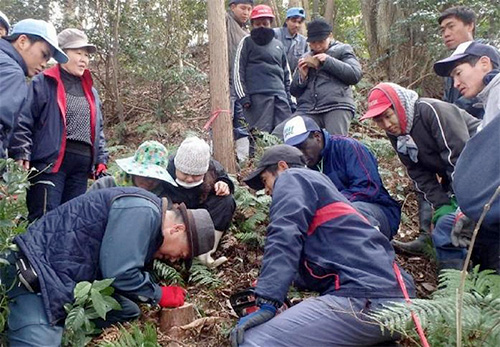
[283,115,401,239]
[0,18,67,158]
[1,187,215,346]
[231,145,414,346]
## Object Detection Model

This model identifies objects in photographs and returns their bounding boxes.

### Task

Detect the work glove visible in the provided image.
[451,211,475,248]
[159,286,186,308]
[95,163,108,179]
[431,198,458,225]
[230,303,276,347]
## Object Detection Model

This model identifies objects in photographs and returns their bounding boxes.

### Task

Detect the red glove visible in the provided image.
[159,286,186,308]
[95,163,107,178]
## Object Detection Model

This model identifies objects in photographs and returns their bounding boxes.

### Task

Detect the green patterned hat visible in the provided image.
[116,141,177,186]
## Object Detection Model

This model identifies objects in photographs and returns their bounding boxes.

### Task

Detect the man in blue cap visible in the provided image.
[283,115,401,240]
[0,18,67,157]
[274,7,308,74]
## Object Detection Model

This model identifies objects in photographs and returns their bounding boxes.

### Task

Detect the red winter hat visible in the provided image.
[360,88,392,121]
[251,5,275,20]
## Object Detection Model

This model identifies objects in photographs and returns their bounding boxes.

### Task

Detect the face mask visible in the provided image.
[176,178,203,189]
[251,27,275,46]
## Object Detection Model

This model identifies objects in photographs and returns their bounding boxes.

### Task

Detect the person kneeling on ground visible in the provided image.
[361,82,480,270]
[283,115,401,239]
[0,187,215,346]
[89,140,177,195]
[163,136,236,268]
[231,144,415,346]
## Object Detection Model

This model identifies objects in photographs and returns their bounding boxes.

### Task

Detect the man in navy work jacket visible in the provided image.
[230,145,415,346]
[0,18,67,158]
[283,115,401,239]
[1,187,215,346]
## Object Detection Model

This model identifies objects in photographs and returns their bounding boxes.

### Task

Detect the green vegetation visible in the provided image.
[371,266,500,346]
[97,322,159,347]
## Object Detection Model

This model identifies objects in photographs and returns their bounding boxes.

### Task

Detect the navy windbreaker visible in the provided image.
[255,168,414,304]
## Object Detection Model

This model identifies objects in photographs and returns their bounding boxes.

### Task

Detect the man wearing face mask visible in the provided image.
[234,4,292,134]
[163,136,236,268]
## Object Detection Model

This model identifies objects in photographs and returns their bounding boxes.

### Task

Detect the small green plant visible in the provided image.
[97,322,159,347]
[152,259,185,286]
[370,266,500,346]
[62,279,121,347]
[231,184,271,248]
[189,260,222,288]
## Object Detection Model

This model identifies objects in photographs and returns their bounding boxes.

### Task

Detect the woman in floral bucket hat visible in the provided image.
[90,141,177,195]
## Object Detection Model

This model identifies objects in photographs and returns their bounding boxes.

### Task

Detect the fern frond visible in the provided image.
[188,260,222,288]
[152,260,184,286]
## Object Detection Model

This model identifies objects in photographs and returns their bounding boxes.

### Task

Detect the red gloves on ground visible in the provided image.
[159,286,186,308]
[95,163,107,177]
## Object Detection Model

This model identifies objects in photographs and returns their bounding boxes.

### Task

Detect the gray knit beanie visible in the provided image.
[174,137,211,175]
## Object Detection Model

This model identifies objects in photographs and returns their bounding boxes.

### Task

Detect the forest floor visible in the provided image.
[94,44,437,346]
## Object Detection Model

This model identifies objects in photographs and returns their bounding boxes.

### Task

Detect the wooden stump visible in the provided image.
[159,303,197,332]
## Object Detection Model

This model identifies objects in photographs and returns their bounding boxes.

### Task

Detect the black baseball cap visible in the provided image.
[306,18,332,42]
[243,145,306,191]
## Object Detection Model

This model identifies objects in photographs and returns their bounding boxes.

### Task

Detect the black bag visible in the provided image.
[15,252,40,293]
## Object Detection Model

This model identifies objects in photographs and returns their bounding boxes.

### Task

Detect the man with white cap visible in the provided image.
[0,18,67,158]
[0,11,10,37]
[163,136,236,267]
[283,115,401,240]
[0,187,215,345]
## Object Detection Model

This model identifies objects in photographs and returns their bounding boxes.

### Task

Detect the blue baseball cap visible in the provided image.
[286,7,306,19]
[434,41,500,77]
[11,19,68,63]
[283,115,321,146]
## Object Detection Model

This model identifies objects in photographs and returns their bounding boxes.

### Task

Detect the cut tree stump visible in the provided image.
[160,303,197,332]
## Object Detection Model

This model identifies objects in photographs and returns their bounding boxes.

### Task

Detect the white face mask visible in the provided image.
[175,178,203,189]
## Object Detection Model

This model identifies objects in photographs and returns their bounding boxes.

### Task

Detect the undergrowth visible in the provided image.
[371,266,500,346]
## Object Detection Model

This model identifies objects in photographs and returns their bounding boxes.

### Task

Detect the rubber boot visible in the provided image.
[197,230,227,268]
[392,196,433,255]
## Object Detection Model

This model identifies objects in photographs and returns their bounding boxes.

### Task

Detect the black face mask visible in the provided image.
[251,27,275,46]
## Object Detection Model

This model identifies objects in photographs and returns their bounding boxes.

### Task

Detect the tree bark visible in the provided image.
[312,0,320,19]
[110,0,125,141]
[324,0,336,26]
[207,0,237,174]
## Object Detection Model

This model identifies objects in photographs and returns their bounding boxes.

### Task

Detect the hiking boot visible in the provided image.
[391,233,431,255]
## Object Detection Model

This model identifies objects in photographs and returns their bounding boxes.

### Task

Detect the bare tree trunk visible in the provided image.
[313,0,320,19]
[264,0,282,27]
[324,0,336,26]
[302,0,311,21]
[110,0,125,140]
[207,0,236,174]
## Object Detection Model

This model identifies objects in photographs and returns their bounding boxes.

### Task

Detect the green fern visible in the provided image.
[98,322,159,347]
[370,266,500,346]
[188,260,222,288]
[152,260,184,286]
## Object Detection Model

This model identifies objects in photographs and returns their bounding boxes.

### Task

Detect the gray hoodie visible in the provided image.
[477,71,500,132]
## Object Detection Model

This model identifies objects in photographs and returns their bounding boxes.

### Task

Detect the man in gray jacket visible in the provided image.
[291,18,362,136]
[273,7,307,74]
[226,0,253,161]
[0,18,67,158]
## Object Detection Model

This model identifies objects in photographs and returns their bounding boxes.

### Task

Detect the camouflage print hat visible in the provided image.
[116,141,177,186]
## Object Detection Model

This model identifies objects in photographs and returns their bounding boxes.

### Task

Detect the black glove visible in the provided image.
[451,211,475,248]
[239,96,251,109]
[230,303,276,346]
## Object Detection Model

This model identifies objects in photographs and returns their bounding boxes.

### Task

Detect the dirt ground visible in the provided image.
[93,45,437,347]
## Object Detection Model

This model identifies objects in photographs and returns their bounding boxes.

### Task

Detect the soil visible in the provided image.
[92,44,437,347]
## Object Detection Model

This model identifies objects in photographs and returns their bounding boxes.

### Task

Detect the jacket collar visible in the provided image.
[477,70,500,105]
[0,38,28,76]
[43,64,94,87]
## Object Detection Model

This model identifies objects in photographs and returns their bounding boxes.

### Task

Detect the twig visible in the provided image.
[456,185,500,346]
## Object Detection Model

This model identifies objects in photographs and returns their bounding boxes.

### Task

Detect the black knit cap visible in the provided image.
[306,18,332,42]
[229,0,254,5]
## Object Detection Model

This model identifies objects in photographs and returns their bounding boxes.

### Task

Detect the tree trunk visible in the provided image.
[160,303,197,332]
[324,0,336,26]
[207,0,237,174]
[312,0,320,19]
[110,0,125,141]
